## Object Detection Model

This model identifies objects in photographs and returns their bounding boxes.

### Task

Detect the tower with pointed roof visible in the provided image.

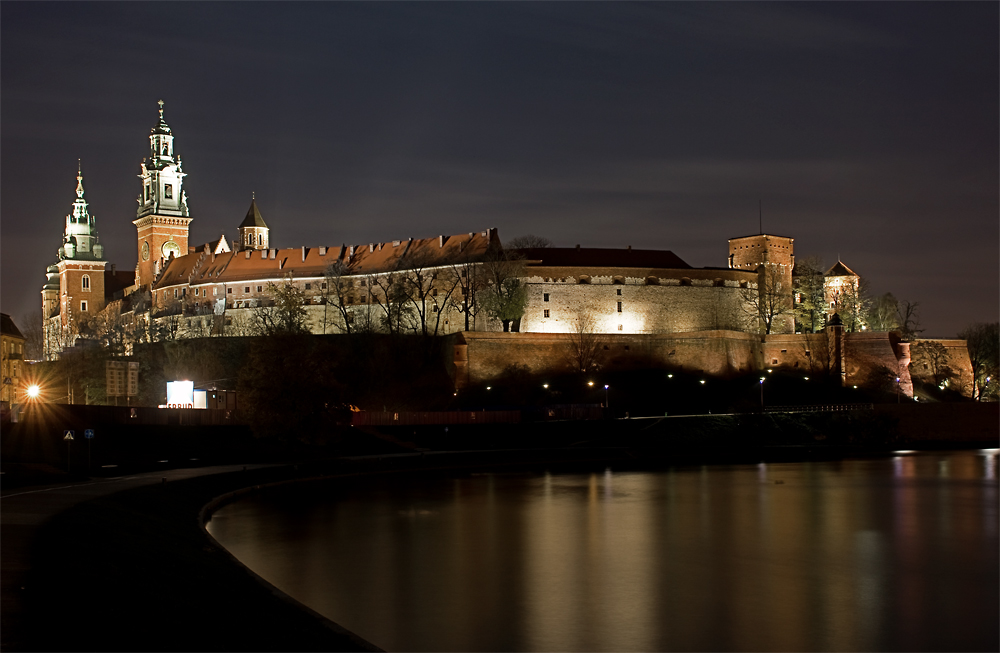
[43,163,108,341]
[133,100,192,288]
[238,196,269,250]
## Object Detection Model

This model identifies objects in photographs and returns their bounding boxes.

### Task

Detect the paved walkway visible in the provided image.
[1,465,272,652]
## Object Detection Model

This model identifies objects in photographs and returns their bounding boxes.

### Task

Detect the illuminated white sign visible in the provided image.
[166,381,194,408]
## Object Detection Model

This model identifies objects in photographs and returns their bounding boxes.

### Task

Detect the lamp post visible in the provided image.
[896,377,901,403]
[759,377,765,413]
[604,384,609,408]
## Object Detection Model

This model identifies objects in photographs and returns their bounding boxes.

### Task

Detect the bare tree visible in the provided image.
[567,311,605,373]
[911,340,954,387]
[251,279,310,335]
[837,276,871,333]
[959,322,999,401]
[452,259,484,331]
[867,293,901,332]
[323,259,355,334]
[369,273,417,335]
[480,249,528,332]
[740,266,793,335]
[896,300,923,340]
[19,308,44,361]
[506,234,553,249]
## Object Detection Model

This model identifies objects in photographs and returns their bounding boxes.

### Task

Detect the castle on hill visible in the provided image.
[43,102,969,397]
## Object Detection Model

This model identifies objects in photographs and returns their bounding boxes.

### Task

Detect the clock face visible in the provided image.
[161,239,181,259]
[141,241,150,261]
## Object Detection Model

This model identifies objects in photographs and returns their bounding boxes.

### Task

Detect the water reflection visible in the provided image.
[208,452,999,652]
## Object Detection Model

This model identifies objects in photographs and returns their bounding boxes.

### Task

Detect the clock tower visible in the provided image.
[133,100,192,288]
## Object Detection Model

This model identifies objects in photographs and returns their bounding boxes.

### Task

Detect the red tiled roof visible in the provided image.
[153,229,499,289]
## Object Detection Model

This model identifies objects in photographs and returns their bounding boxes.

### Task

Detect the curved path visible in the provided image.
[1,464,378,652]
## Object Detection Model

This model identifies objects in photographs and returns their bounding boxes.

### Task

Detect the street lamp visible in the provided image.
[604,384,609,408]
[896,377,901,403]
[26,384,41,399]
[759,376,765,413]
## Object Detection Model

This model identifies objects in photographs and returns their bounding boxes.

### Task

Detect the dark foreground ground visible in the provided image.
[4,404,997,652]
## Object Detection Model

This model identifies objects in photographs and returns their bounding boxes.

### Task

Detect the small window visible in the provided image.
[245,287,250,293]
[164,184,173,199]
[81,274,90,291]
[543,293,549,302]
[772,359,778,365]
[616,288,622,296]
[432,289,438,297]
[195,288,199,296]
[617,301,622,313]
[543,309,550,318]
[321,283,327,290]
[227,288,233,294]
[145,185,150,201]
[257,285,263,293]
[213,287,218,296]
[173,289,178,298]
[305,283,312,290]
[80,300,88,312]
[781,349,787,353]
[432,305,439,313]
[618,325,623,331]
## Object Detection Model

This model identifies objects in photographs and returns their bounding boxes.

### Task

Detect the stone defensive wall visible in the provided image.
[454,330,761,388]
[455,328,936,397]
[519,266,758,335]
[909,338,975,395]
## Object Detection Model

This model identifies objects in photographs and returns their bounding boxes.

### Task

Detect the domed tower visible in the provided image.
[133,100,192,287]
[50,163,107,332]
[238,196,269,250]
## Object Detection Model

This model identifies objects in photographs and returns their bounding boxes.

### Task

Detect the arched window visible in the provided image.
[81,274,91,291]
[248,233,255,246]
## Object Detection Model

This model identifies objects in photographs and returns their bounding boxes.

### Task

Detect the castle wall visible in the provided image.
[909,338,974,397]
[455,330,760,388]
[519,266,755,335]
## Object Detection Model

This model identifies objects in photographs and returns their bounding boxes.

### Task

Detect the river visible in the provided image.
[207,450,999,651]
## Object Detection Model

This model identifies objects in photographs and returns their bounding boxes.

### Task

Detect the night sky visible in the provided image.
[2,2,996,337]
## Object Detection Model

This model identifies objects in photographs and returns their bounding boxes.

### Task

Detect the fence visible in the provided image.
[764,403,874,414]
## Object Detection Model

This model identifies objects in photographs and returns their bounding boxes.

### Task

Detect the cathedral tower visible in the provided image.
[49,163,107,332]
[134,100,192,287]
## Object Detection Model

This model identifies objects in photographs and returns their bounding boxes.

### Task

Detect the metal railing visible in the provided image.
[764,403,874,414]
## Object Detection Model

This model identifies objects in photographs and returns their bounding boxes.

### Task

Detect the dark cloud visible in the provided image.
[2,2,996,337]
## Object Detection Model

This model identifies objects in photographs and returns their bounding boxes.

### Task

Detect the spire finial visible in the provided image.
[158,99,164,119]
[252,191,255,200]
[76,160,84,198]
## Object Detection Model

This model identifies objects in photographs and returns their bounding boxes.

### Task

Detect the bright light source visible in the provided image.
[486,386,491,390]
[588,381,594,386]
[26,384,41,398]
[542,384,549,389]
[803,377,809,381]
[767,369,773,373]
[759,377,765,384]
[604,384,609,389]
[699,380,706,385]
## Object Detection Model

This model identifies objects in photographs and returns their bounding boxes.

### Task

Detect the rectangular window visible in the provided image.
[617,301,622,313]
[257,286,262,293]
[82,275,90,291]
[80,300,88,312]
[245,287,250,293]
[195,288,199,296]
[321,283,327,290]
[214,288,218,296]
[543,309,550,318]
[305,283,311,290]
[543,293,549,302]
[616,288,622,296]
[227,288,232,294]
[618,324,623,331]
[164,184,173,199]
[145,185,150,201]
[174,289,178,298]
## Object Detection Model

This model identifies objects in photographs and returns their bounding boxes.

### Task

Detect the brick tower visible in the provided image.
[133,100,192,288]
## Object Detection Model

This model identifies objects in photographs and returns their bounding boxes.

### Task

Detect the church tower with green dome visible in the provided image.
[133,100,192,288]
[44,162,108,338]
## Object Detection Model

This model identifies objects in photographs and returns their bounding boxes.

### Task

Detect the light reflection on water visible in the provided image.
[208,451,999,652]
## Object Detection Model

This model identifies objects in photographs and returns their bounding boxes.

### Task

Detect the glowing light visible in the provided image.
[667,374,673,379]
[699,380,706,385]
[803,377,809,380]
[759,377,765,384]
[26,384,41,398]
[542,384,549,389]
[588,381,594,386]
[486,386,491,390]
[767,369,773,373]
